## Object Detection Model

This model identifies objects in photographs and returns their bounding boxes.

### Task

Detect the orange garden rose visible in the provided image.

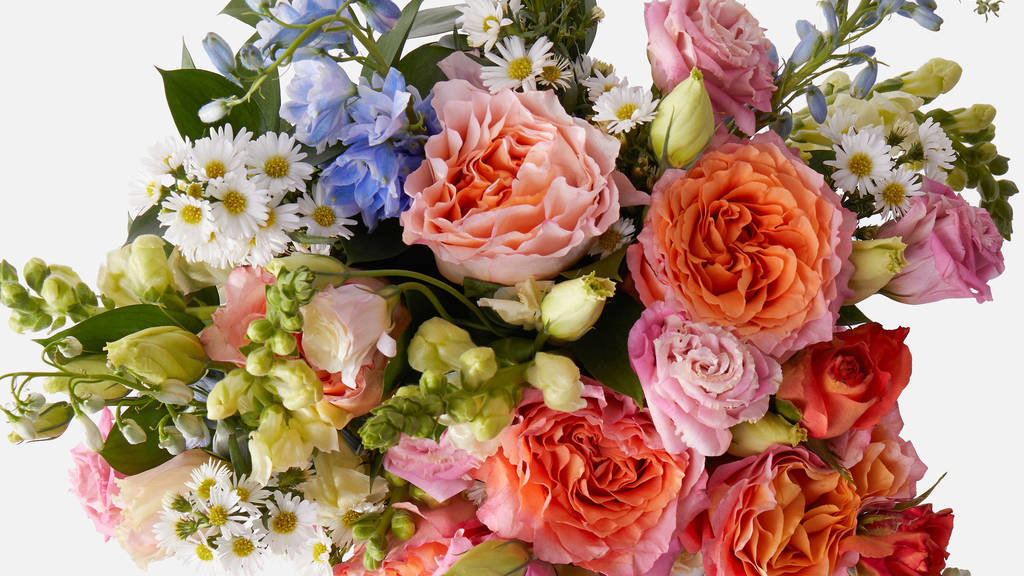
[627,132,856,359]
[701,445,861,576]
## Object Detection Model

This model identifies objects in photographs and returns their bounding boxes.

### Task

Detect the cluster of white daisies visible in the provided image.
[822,110,957,219]
[457,0,659,135]
[154,460,332,575]
[133,126,356,269]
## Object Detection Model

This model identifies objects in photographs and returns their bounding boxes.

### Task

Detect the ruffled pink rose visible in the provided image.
[69,409,124,541]
[628,301,780,457]
[878,178,1005,304]
[384,432,481,503]
[645,0,776,135]
[401,80,624,284]
[200,266,275,364]
[475,383,708,576]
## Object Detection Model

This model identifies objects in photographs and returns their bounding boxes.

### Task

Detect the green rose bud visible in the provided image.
[898,58,962,99]
[650,67,715,168]
[408,317,477,373]
[458,347,498,387]
[540,274,616,341]
[728,413,808,458]
[846,238,909,304]
[266,358,322,410]
[105,325,209,385]
[526,353,586,413]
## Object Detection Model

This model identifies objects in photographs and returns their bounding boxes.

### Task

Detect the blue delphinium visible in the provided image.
[280,58,356,150]
[358,0,401,33]
[255,0,357,62]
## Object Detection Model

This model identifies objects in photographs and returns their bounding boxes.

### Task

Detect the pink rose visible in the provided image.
[384,432,481,503]
[847,505,953,576]
[400,80,624,284]
[628,301,781,457]
[69,409,124,541]
[878,178,1005,304]
[200,266,275,364]
[645,0,776,135]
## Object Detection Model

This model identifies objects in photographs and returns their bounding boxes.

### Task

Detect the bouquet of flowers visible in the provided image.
[0,0,1015,575]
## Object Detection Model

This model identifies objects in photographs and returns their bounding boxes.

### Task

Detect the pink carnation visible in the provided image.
[628,301,781,457]
[384,432,481,503]
[68,409,124,541]
[878,178,1005,304]
[645,0,777,135]
[200,266,275,365]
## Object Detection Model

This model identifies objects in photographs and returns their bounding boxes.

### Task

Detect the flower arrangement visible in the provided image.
[0,1,1018,575]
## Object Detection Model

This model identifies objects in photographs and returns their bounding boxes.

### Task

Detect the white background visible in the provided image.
[0,1,1019,574]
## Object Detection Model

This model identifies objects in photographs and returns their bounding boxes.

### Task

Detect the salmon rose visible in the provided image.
[474,382,708,576]
[401,80,624,284]
[628,132,855,359]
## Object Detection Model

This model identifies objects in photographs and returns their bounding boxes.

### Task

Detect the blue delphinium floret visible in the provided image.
[359,0,401,33]
[255,0,357,62]
[281,58,356,150]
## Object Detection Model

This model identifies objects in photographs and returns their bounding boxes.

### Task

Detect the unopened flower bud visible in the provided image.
[0,260,16,283]
[120,418,148,445]
[899,58,962,99]
[590,6,605,23]
[477,278,551,331]
[526,353,586,413]
[246,346,276,377]
[949,104,997,135]
[199,99,231,124]
[203,32,236,78]
[24,392,46,413]
[44,355,127,400]
[175,413,209,445]
[945,167,968,191]
[29,402,73,440]
[728,413,808,458]
[419,370,448,396]
[846,237,908,304]
[540,274,615,341]
[8,309,50,333]
[391,509,416,540]
[80,393,106,414]
[57,336,83,359]
[651,68,715,168]
[40,274,77,312]
[239,43,264,71]
[159,424,186,455]
[207,369,253,420]
[443,540,532,576]
[268,330,297,356]
[10,416,38,441]
[458,347,498,387]
[126,235,177,299]
[408,317,477,373]
[351,517,378,541]
[1,281,32,309]
[23,258,49,293]
[153,379,195,405]
[78,413,104,452]
[246,318,276,344]
[105,325,209,385]
[470,395,515,441]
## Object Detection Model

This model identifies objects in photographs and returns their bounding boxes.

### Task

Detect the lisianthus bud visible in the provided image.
[120,418,148,445]
[727,413,808,457]
[44,355,128,400]
[540,274,615,341]
[458,347,498,386]
[899,58,962,99]
[159,425,186,455]
[408,317,477,373]
[99,236,178,307]
[105,326,209,385]
[80,393,106,414]
[267,358,322,410]
[526,353,586,413]
[948,104,996,135]
[152,379,195,405]
[847,237,908,303]
[78,413,104,452]
[650,67,716,168]
[199,99,231,124]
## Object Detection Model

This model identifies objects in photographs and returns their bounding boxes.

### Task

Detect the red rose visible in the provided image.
[848,505,954,576]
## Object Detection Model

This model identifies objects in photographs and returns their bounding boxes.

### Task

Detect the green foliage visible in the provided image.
[158,68,262,141]
[561,246,628,282]
[181,40,195,69]
[363,0,425,77]
[125,205,162,246]
[570,293,644,407]
[441,540,531,576]
[99,404,174,475]
[221,0,261,27]
[408,6,462,38]
[35,305,205,354]
[396,44,455,95]
[837,305,871,327]
[338,220,410,265]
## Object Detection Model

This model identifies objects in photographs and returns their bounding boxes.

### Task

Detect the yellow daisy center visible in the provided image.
[146,181,160,198]
[195,543,214,563]
[342,510,362,527]
[882,182,907,206]
[263,156,290,179]
[185,182,205,198]
[616,103,638,121]
[208,505,228,527]
[222,190,247,215]
[232,538,255,558]
[847,153,873,177]
[482,15,500,32]
[180,205,204,225]
[271,511,298,535]
[234,487,250,501]
[312,542,328,562]
[205,160,227,179]
[312,205,336,228]
[541,65,562,84]
[598,228,624,252]
[507,57,533,81]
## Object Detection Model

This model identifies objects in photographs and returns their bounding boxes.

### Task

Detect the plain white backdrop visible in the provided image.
[0,1,1019,574]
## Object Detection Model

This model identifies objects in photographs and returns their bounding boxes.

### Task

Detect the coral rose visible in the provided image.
[777,322,912,439]
[645,0,776,135]
[474,382,708,576]
[628,301,781,457]
[847,505,953,576]
[702,445,861,576]
[401,80,624,284]
[628,132,855,359]
[68,409,124,542]
[200,266,275,365]
[878,177,1005,304]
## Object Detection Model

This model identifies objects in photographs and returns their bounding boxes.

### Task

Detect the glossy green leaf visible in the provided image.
[35,305,205,354]
[221,0,261,27]
[364,0,424,77]
[125,204,162,246]
[441,540,530,576]
[837,305,871,327]
[396,44,455,94]
[252,67,282,134]
[158,68,261,141]
[462,277,505,299]
[181,39,195,69]
[338,219,409,265]
[561,246,628,282]
[409,6,462,38]
[570,294,645,407]
[100,403,174,475]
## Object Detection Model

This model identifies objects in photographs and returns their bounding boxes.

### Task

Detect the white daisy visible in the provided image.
[247,132,314,200]
[818,108,858,143]
[231,475,274,516]
[573,55,594,80]
[919,118,956,182]
[298,528,334,575]
[825,127,892,192]
[217,526,268,576]
[539,55,573,90]
[199,484,252,538]
[480,35,553,93]
[193,231,250,269]
[593,83,659,134]
[180,536,223,574]
[320,500,385,550]
[457,0,512,52]
[154,510,202,553]
[247,201,301,266]
[582,69,624,102]
[159,193,217,253]
[186,459,234,501]
[265,491,318,554]
[296,185,357,239]
[189,131,245,182]
[588,218,636,258]
[209,174,270,239]
[212,124,254,151]
[130,171,173,216]
[143,136,188,174]
[871,166,923,219]
[178,179,207,199]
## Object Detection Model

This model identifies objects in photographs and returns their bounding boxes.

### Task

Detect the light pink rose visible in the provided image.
[628,301,781,457]
[200,266,275,365]
[384,432,481,503]
[878,178,1005,304]
[645,0,777,135]
[69,409,124,541]
[401,80,623,284]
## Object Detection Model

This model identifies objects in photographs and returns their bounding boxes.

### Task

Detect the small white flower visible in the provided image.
[265,491,318,553]
[186,459,234,501]
[297,185,357,239]
[588,218,636,258]
[179,536,223,574]
[919,117,956,182]
[199,484,252,538]
[159,193,216,253]
[143,136,188,174]
[217,526,268,576]
[480,35,553,93]
[573,55,595,81]
[247,201,302,267]
[871,166,923,220]
[209,174,271,239]
[301,528,334,574]
[231,475,274,515]
[582,69,623,102]
[189,130,245,182]
[212,124,254,151]
[818,108,858,143]
[593,83,659,134]
[154,510,201,553]
[320,500,385,550]
[507,0,522,15]
[193,231,250,269]
[825,127,893,192]
[130,171,173,217]
[539,55,573,90]
[457,0,512,52]
[247,132,314,200]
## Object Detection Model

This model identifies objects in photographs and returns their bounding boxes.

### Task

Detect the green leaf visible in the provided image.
[837,305,871,327]
[561,246,628,282]
[338,219,409,265]
[409,6,463,38]
[181,39,195,69]
[570,294,644,407]
[221,0,261,27]
[158,68,261,141]
[125,204,162,246]
[99,403,174,475]
[441,539,531,576]
[35,305,205,354]
[252,67,281,134]
[462,277,506,299]
[364,0,425,76]
[396,44,455,94]
[894,472,947,511]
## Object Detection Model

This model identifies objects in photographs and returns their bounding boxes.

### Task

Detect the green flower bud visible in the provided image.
[846,238,908,304]
[40,273,78,312]
[77,413,104,452]
[129,234,176,295]
[728,413,808,458]
[24,392,46,413]
[8,309,51,333]
[23,258,49,293]
[267,254,349,290]
[650,67,715,168]
[246,346,276,377]
[351,517,379,541]
[268,330,297,356]
[362,552,382,571]
[471,395,515,441]
[898,58,962,99]
[458,347,498,387]
[419,370,448,396]
[391,509,416,541]
[120,418,148,445]
[540,274,615,341]
[158,424,186,455]
[174,413,209,444]
[105,325,209,385]
[44,355,128,400]
[0,260,16,283]
[526,353,586,413]
[408,317,477,373]
[946,167,968,191]
[207,369,254,420]
[10,416,38,441]
[365,534,387,561]
[246,318,277,343]
[1,281,33,310]
[266,358,322,410]
[152,379,195,405]
[57,336,83,359]
[965,142,998,166]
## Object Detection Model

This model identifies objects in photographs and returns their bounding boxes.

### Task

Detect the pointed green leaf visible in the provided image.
[409,6,463,38]
[99,403,174,475]
[396,44,455,94]
[561,246,628,282]
[181,39,196,69]
[221,0,261,27]
[158,68,261,141]
[837,305,871,326]
[125,204,162,246]
[363,0,425,77]
[35,305,206,354]
[570,293,645,407]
